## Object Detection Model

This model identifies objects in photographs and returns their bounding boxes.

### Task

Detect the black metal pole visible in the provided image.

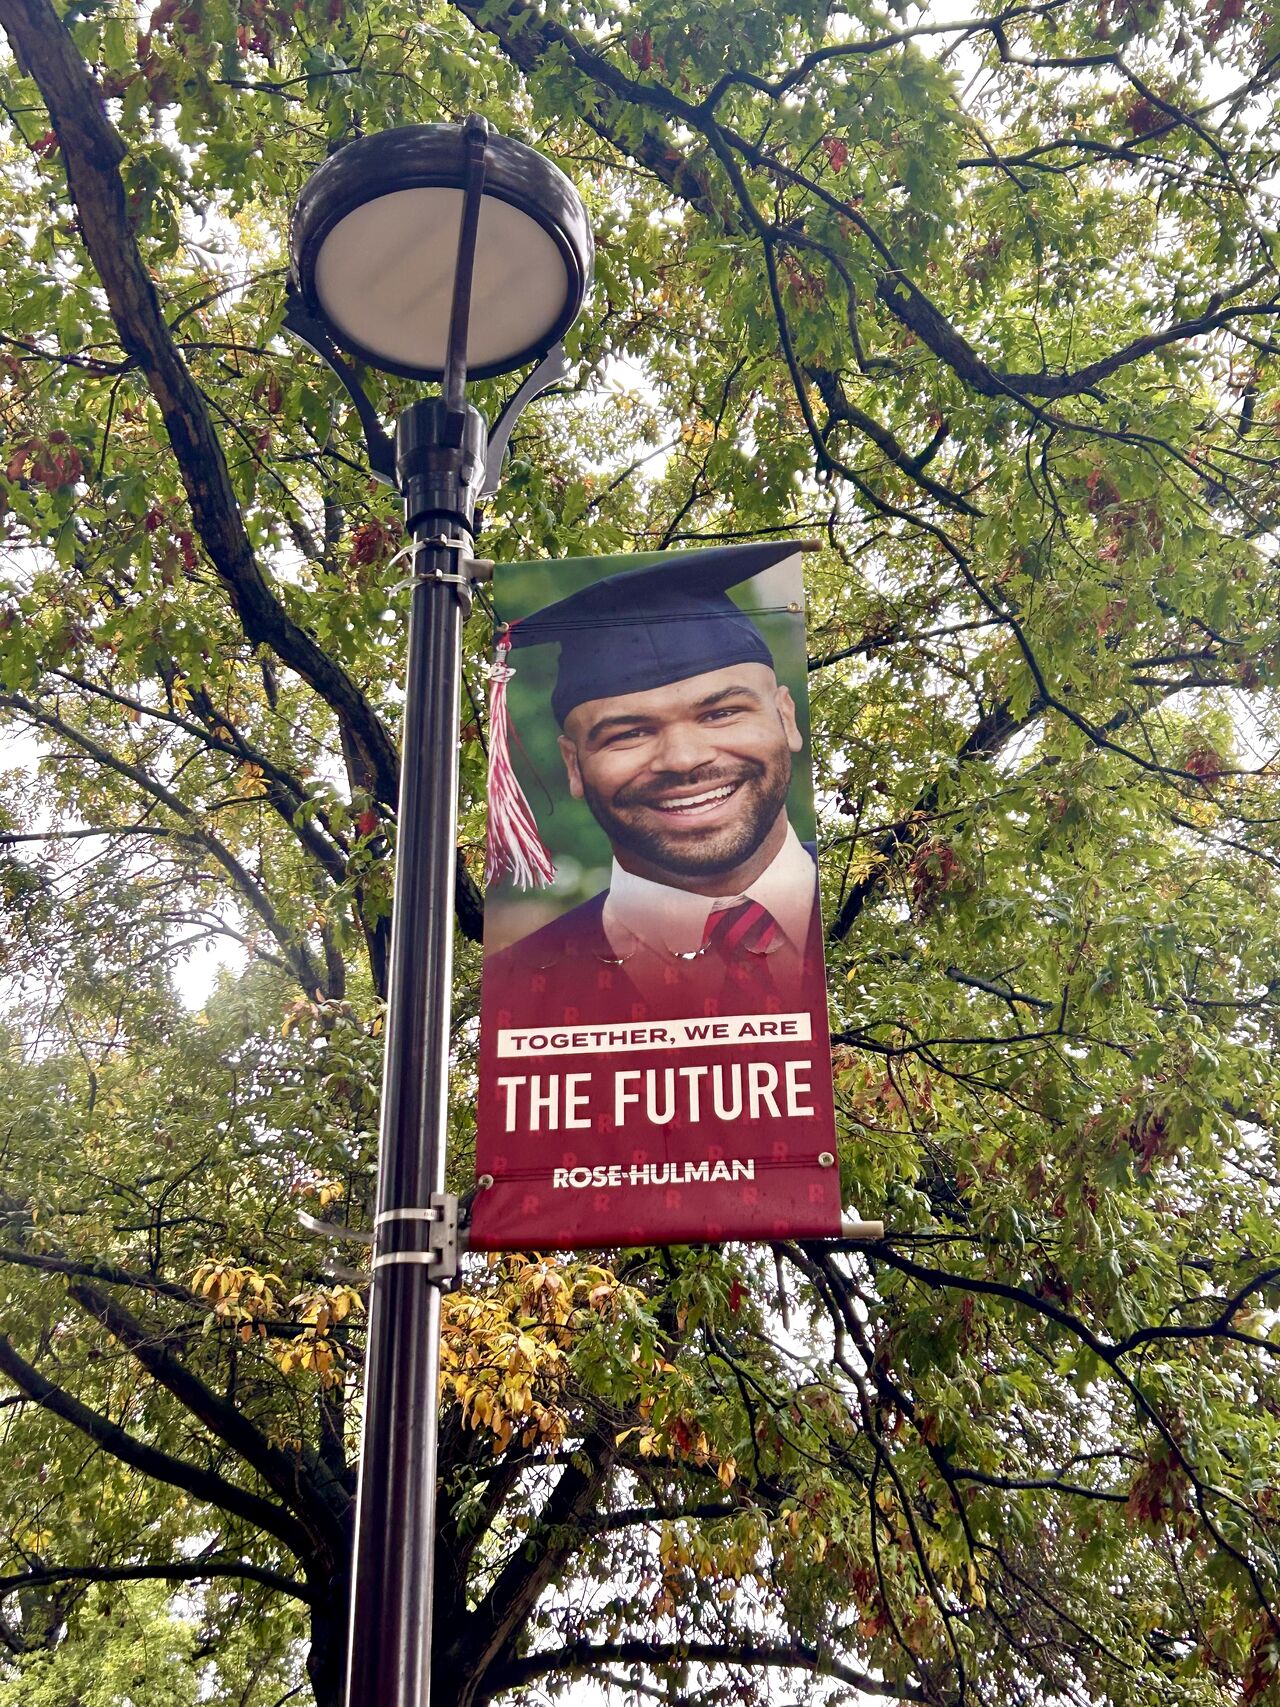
[284,107,592,1707]
[343,393,486,1707]
[343,114,492,1707]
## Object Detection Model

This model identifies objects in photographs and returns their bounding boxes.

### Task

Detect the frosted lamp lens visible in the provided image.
[314,187,571,372]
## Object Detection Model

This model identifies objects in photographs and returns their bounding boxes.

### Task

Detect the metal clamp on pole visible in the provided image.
[412,533,476,554]
[372,1194,460,1283]
[390,566,474,594]
[385,538,477,597]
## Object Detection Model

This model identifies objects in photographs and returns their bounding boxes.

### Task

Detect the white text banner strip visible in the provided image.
[496,1011,812,1058]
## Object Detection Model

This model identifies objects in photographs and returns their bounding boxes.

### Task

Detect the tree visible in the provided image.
[0,0,1279,1700]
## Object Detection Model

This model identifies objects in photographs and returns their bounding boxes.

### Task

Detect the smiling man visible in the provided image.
[483,544,826,1020]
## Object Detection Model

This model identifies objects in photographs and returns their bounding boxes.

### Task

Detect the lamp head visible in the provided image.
[289,122,594,383]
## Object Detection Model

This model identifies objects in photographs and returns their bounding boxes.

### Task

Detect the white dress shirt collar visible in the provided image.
[602,822,815,959]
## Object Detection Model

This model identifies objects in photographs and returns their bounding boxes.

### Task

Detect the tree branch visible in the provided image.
[0,1244,199,1307]
[448,1432,616,1699]
[53,669,351,889]
[65,1279,350,1566]
[0,0,485,942]
[0,0,400,803]
[451,0,1273,419]
[0,1557,314,1605]
[0,1332,314,1560]
[0,691,326,992]
[487,1638,928,1700]
[827,695,1028,942]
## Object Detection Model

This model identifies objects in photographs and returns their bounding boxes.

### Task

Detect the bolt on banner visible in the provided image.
[470,541,841,1250]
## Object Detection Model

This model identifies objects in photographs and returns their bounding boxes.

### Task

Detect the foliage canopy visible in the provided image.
[1,0,1280,1702]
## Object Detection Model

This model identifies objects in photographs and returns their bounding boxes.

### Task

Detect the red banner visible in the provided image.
[470,542,841,1249]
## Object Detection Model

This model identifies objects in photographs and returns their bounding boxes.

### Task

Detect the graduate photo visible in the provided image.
[482,541,829,1023]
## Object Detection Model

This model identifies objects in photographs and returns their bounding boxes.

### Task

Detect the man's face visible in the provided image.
[558,663,804,882]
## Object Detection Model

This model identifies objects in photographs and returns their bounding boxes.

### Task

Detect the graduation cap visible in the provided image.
[486,541,799,889]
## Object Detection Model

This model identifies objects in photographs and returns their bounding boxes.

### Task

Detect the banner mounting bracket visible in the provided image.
[372,1193,460,1284]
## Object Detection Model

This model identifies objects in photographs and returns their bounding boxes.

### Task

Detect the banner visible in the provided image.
[470,541,841,1250]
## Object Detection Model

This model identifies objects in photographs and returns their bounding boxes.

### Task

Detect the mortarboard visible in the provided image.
[486,541,799,889]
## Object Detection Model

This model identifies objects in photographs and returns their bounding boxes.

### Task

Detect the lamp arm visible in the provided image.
[282,294,397,486]
[479,343,569,503]
[441,116,489,427]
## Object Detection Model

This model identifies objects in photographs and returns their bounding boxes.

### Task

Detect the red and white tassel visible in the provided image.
[485,634,556,890]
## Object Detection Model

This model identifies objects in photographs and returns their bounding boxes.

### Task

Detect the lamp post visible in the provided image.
[286,116,593,1707]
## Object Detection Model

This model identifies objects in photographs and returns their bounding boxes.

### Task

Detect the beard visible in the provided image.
[580,752,793,880]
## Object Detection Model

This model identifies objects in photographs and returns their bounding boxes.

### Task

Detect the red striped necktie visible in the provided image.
[698,899,782,1012]
[700,898,780,955]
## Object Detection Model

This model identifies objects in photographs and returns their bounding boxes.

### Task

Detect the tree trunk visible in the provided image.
[307,1582,349,1707]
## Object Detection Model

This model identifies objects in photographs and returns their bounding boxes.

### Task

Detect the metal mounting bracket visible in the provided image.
[283,293,397,486]
[479,343,569,502]
[295,1209,372,1283]
[372,1193,460,1284]
[298,1210,374,1245]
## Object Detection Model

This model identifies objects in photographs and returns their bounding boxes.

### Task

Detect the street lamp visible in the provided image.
[290,121,593,382]
[286,115,593,1707]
